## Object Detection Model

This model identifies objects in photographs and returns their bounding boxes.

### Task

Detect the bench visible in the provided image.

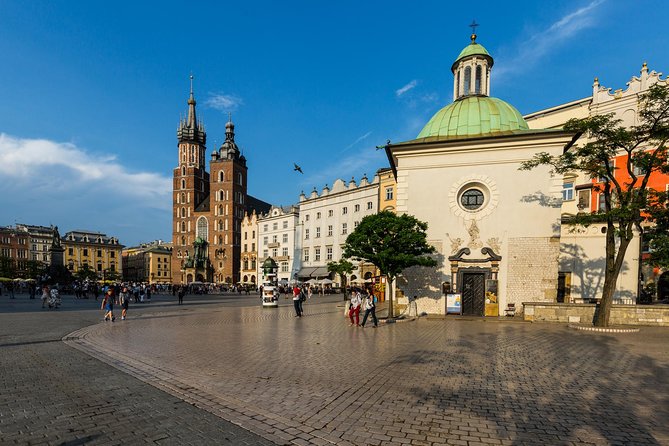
[504,303,516,317]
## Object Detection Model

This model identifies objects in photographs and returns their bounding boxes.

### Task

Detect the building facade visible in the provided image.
[123,241,173,284]
[63,230,123,280]
[257,205,301,284]
[15,224,53,264]
[240,211,259,286]
[377,167,397,213]
[170,79,270,285]
[525,63,668,303]
[297,176,379,283]
[0,226,30,277]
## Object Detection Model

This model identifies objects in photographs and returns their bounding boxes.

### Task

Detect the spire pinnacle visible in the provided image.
[469,19,479,42]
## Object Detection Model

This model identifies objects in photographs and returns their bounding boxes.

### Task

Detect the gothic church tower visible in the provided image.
[171,76,252,285]
[209,116,248,284]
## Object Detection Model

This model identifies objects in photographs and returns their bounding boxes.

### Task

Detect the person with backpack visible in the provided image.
[298,285,307,316]
[361,291,378,328]
[119,286,130,320]
[292,284,302,317]
[102,289,116,322]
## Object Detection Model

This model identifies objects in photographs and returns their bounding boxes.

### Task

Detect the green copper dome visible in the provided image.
[456,42,490,62]
[417,96,529,140]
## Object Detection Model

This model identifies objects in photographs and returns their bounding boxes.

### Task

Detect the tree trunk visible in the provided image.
[594,229,632,327]
[387,276,394,319]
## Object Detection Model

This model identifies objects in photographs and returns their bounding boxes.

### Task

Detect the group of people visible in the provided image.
[101,285,131,322]
[347,289,378,328]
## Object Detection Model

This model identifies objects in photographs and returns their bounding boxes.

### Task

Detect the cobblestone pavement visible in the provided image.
[54,293,669,446]
[0,292,277,445]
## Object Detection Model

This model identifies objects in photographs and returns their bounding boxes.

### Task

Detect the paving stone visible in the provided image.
[3,292,669,445]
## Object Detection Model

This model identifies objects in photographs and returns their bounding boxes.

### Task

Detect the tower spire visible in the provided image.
[187,74,197,128]
[177,73,206,146]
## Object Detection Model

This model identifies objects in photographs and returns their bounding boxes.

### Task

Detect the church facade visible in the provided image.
[171,79,270,285]
[386,33,577,316]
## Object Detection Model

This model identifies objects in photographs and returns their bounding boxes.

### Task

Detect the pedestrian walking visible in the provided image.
[41,285,49,309]
[119,286,130,320]
[298,285,307,315]
[178,286,185,305]
[349,290,362,326]
[361,292,378,328]
[292,285,302,317]
[102,289,116,322]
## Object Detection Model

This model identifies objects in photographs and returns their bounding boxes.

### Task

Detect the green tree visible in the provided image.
[521,83,669,327]
[104,268,120,283]
[327,259,354,300]
[23,260,47,280]
[646,190,669,269]
[75,264,98,282]
[342,211,437,318]
[0,256,16,279]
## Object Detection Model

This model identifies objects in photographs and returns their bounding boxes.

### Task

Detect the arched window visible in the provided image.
[219,171,224,182]
[182,166,186,176]
[475,65,482,94]
[196,216,208,241]
[218,220,223,231]
[456,70,461,97]
[181,207,186,218]
[181,179,186,189]
[180,221,186,232]
[181,192,185,203]
[464,66,471,95]
[237,172,242,185]
[218,204,223,216]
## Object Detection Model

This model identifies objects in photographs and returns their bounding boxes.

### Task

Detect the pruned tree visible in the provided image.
[521,83,669,326]
[327,259,354,300]
[342,211,437,318]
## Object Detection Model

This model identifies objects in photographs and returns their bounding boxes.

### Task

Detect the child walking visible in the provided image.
[102,289,116,322]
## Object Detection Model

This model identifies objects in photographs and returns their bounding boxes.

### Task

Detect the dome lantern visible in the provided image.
[451,29,494,101]
[416,27,529,140]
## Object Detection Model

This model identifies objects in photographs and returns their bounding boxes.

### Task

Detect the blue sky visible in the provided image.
[0,0,667,246]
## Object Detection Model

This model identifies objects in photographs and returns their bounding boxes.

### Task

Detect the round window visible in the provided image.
[460,188,485,210]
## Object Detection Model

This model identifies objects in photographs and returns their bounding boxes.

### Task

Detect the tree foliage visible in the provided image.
[75,264,98,282]
[327,259,354,299]
[521,83,669,326]
[342,211,437,317]
[646,190,669,269]
[0,256,16,279]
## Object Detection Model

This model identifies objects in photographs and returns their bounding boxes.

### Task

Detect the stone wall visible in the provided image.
[523,302,669,326]
[396,295,446,316]
[506,237,559,308]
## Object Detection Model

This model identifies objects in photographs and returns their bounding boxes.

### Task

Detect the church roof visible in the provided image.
[454,42,491,64]
[417,96,529,140]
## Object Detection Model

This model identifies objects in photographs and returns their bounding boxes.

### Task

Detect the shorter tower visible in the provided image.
[209,116,248,284]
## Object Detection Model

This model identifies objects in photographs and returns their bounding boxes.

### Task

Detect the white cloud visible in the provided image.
[395,80,418,97]
[0,133,171,206]
[495,0,605,79]
[204,93,244,111]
